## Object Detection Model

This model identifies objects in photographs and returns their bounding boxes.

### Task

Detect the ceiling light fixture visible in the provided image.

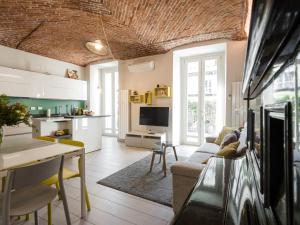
[85,3,115,59]
[85,39,108,55]
[85,9,114,58]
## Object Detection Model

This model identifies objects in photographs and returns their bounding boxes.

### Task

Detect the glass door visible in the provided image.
[182,54,224,145]
[101,67,119,136]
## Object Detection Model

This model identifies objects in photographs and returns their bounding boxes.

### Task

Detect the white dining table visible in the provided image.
[0,135,87,219]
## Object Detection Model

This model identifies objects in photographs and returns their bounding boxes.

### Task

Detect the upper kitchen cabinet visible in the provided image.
[0,66,44,98]
[43,75,87,100]
[0,66,87,100]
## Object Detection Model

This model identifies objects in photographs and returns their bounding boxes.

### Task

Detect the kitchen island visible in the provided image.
[32,115,110,153]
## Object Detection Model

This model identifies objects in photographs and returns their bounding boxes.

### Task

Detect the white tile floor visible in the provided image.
[15,136,198,225]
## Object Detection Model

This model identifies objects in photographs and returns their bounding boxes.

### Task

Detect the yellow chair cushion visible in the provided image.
[214,126,234,145]
[59,139,84,147]
[35,136,56,142]
[42,139,83,185]
[202,141,240,164]
[42,168,79,186]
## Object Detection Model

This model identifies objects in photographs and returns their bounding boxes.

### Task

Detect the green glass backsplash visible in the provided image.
[8,97,85,116]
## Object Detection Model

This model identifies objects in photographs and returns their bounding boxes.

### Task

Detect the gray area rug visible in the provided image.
[97,153,186,206]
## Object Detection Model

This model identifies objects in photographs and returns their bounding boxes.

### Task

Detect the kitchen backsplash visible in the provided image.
[8,97,85,116]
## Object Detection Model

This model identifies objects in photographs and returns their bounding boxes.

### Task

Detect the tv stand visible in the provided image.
[125,131,166,149]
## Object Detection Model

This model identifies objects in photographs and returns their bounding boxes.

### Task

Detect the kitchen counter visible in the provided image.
[32,115,110,122]
[32,115,110,153]
[64,115,111,119]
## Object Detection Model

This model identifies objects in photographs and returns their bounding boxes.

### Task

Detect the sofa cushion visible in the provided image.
[188,151,214,164]
[237,129,247,155]
[196,142,220,154]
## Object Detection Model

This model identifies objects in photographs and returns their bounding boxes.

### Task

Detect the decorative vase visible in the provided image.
[0,126,4,145]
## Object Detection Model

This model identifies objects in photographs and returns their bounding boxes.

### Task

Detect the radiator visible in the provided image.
[118,90,130,140]
[231,82,247,128]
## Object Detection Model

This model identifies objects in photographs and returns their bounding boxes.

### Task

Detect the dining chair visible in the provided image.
[42,139,91,212]
[0,155,71,225]
[1,136,56,223]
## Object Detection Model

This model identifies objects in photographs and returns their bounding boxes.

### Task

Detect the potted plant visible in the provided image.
[0,94,31,145]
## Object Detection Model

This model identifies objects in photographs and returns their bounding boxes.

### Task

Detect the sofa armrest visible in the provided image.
[171,162,206,214]
[205,136,217,143]
[171,161,206,178]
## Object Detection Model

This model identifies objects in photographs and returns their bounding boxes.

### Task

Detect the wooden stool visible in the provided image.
[162,142,178,161]
[149,142,178,177]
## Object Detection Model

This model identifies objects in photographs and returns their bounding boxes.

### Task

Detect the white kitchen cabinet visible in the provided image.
[43,75,87,100]
[0,66,44,98]
[0,66,87,100]
[72,117,102,153]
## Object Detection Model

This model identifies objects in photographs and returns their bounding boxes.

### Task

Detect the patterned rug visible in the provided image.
[97,153,185,206]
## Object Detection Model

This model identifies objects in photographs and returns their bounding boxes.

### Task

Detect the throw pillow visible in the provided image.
[237,129,247,155]
[202,157,210,164]
[214,126,234,145]
[216,141,240,157]
[202,141,240,164]
[220,132,238,149]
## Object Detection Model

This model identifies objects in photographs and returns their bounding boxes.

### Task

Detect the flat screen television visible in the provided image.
[139,107,169,127]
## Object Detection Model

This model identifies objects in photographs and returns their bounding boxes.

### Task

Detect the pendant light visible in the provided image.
[85,13,113,58]
[85,39,108,55]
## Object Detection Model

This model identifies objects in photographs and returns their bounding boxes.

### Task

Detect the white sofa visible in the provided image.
[171,129,247,214]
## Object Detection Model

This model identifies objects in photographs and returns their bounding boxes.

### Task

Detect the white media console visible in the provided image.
[125,131,166,149]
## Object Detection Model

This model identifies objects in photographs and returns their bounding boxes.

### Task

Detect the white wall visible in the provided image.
[117,39,247,143]
[0,45,86,80]
[119,54,173,139]
[225,41,247,125]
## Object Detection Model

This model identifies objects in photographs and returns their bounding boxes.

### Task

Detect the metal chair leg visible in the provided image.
[173,146,178,161]
[162,146,167,177]
[1,177,5,192]
[150,153,155,172]
[85,185,91,211]
[59,186,71,225]
[55,182,61,200]
[48,203,52,225]
[34,211,39,225]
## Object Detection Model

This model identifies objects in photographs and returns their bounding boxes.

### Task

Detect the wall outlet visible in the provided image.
[30,106,36,110]
[38,106,43,110]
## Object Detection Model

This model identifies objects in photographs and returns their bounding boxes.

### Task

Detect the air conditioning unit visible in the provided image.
[127,61,155,73]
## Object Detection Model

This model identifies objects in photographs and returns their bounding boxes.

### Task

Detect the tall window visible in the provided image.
[181,54,225,145]
[100,67,119,136]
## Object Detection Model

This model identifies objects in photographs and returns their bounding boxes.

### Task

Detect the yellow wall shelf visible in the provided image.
[129,95,144,103]
[154,86,171,98]
[144,91,153,105]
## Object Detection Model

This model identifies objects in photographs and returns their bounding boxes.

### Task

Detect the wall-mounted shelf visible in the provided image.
[154,86,171,98]
[144,91,153,105]
[129,95,144,103]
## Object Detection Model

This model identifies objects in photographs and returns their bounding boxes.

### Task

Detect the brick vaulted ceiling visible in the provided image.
[0,0,249,66]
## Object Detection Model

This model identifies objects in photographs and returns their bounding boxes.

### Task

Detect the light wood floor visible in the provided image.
[15,136,198,225]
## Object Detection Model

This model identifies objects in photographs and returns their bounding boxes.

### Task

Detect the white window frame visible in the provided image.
[100,67,119,136]
[180,52,225,145]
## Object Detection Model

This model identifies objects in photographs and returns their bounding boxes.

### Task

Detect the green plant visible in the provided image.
[0,94,31,127]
